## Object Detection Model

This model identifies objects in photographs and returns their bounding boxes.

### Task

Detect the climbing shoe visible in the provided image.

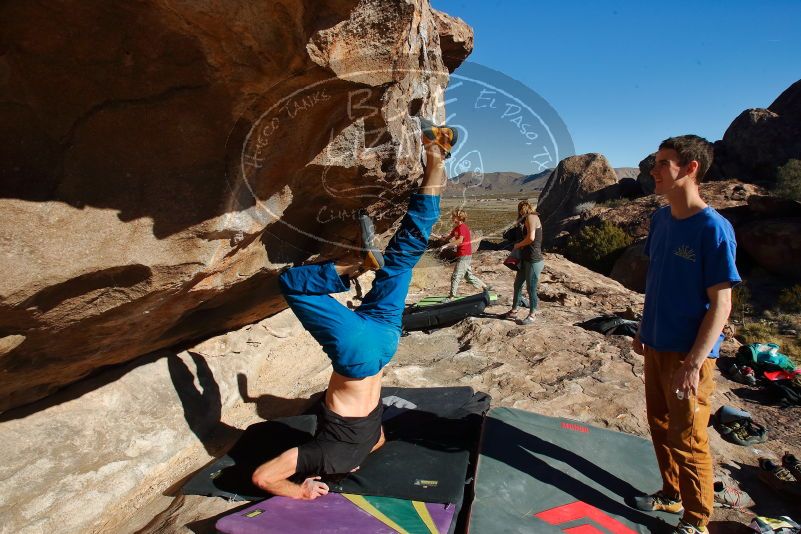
[420,118,458,158]
[633,491,684,514]
[758,458,801,499]
[358,212,384,271]
[782,452,801,482]
[673,520,708,534]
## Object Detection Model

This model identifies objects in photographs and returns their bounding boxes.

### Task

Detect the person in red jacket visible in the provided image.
[440,208,489,298]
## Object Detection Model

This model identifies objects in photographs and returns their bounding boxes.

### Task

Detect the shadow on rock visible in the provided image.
[482,418,667,531]
[237,373,323,420]
[168,352,241,456]
[719,461,801,519]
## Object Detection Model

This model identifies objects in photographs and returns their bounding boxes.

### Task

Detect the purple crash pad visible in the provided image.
[216,493,455,534]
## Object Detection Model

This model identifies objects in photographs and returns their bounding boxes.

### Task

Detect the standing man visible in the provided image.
[440,208,489,299]
[632,135,740,534]
[250,120,457,500]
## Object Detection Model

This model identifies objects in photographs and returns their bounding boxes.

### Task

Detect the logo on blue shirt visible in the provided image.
[673,245,696,262]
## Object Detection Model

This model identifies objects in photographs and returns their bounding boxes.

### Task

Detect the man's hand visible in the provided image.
[672,362,701,398]
[299,476,329,500]
[631,332,645,355]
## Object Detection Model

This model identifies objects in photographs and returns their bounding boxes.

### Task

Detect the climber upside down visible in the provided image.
[251,119,458,500]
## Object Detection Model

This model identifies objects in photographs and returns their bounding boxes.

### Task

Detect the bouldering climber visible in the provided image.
[250,119,458,499]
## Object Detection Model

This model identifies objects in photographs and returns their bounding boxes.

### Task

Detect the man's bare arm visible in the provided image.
[672,281,733,395]
[252,448,329,500]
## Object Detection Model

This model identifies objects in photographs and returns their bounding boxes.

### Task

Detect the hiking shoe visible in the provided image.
[758,458,801,498]
[420,118,458,159]
[713,480,755,509]
[633,491,684,514]
[781,452,801,482]
[713,409,768,446]
[357,213,384,271]
[519,315,536,326]
[672,520,708,534]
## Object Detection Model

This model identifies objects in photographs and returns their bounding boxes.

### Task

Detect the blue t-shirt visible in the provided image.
[640,206,741,357]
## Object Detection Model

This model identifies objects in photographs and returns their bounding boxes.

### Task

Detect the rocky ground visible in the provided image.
[118,251,800,533]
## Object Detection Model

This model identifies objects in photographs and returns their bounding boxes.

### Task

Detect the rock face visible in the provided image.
[737,218,801,280]
[711,79,801,183]
[585,181,764,292]
[609,240,648,293]
[0,0,473,412]
[432,9,474,72]
[637,153,656,195]
[537,153,620,245]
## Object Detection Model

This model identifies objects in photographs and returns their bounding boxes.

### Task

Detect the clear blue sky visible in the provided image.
[431,0,801,173]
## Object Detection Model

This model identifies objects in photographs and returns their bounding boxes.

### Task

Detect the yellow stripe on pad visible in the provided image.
[412,500,439,534]
[342,493,409,534]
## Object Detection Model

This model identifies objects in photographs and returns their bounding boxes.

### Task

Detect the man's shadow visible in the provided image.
[168,351,240,456]
[481,418,670,531]
[237,373,323,420]
[168,353,325,500]
[168,352,323,455]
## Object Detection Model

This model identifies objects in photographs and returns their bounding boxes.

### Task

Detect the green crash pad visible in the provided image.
[469,408,678,533]
[415,293,499,308]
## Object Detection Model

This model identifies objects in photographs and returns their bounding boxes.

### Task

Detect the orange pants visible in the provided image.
[644,346,715,527]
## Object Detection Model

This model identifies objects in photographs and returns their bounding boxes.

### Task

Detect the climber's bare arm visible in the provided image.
[251,448,329,500]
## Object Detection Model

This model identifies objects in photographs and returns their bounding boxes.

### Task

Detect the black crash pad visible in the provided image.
[402,291,490,332]
[182,387,490,504]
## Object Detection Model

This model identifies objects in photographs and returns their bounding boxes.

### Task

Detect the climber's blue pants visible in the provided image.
[279,194,440,378]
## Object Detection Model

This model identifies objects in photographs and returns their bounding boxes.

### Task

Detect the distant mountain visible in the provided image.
[614,167,639,179]
[444,169,552,198]
[443,167,638,198]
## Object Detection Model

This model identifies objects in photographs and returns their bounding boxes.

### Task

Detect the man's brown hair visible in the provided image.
[451,208,467,222]
[659,135,714,182]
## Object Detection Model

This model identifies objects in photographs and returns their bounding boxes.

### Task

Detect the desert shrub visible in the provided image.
[775,159,801,201]
[786,341,801,362]
[778,284,801,313]
[776,313,801,331]
[731,283,751,322]
[573,201,596,215]
[737,320,781,345]
[599,198,629,209]
[565,220,633,274]
[736,320,801,360]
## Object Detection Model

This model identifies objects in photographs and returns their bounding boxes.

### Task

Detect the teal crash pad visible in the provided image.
[469,407,678,533]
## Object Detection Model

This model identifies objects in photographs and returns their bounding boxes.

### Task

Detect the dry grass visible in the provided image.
[737,319,801,362]
[410,252,446,292]
[435,198,532,240]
